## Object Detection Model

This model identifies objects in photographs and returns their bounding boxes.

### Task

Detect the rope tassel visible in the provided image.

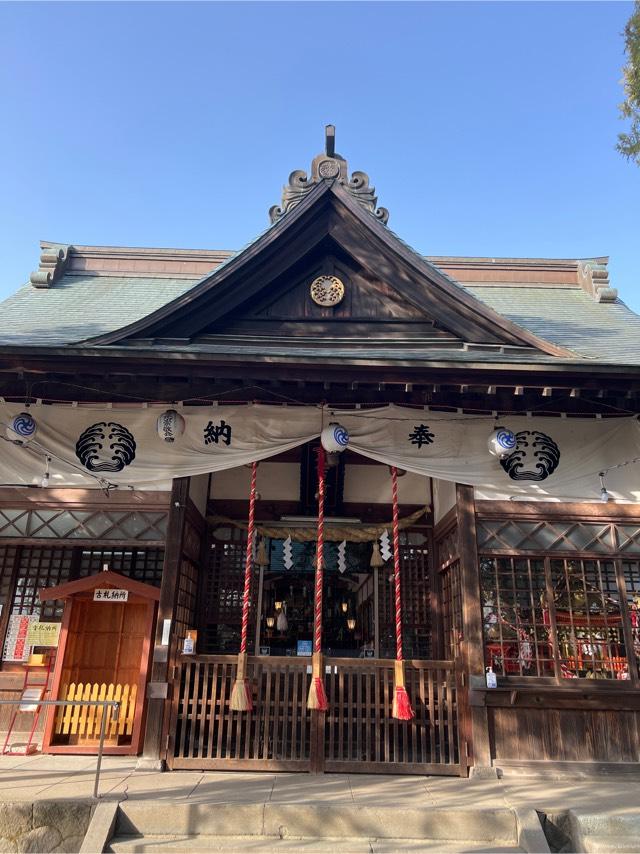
[390,465,415,721]
[230,461,258,712]
[230,651,253,712]
[307,447,329,711]
[307,652,329,711]
[392,659,414,720]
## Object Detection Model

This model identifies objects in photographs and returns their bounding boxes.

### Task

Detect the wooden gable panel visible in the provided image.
[202,246,458,341]
[88,181,570,356]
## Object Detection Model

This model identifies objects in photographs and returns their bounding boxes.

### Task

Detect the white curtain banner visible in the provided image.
[0,403,639,502]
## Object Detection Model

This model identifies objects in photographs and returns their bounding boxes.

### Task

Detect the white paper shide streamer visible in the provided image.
[337,540,347,574]
[282,536,293,570]
[379,529,393,562]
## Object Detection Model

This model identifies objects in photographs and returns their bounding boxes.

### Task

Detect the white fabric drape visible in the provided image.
[0,402,638,503]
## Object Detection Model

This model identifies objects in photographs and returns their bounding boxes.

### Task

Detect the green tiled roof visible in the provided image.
[0,275,199,345]
[2,245,640,367]
[459,285,640,365]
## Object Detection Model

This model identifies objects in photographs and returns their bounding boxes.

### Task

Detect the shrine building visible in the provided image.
[1,127,640,776]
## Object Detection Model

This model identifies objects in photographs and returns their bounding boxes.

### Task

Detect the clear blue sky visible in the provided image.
[2,1,639,312]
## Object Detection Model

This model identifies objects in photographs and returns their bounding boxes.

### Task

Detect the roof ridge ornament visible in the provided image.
[577,259,617,303]
[269,125,389,225]
[30,243,72,288]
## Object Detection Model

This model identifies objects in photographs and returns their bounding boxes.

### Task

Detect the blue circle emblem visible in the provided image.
[333,425,349,447]
[496,428,516,451]
[11,412,37,439]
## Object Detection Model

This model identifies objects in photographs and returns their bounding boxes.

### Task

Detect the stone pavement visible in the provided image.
[0,754,637,815]
[1,756,640,852]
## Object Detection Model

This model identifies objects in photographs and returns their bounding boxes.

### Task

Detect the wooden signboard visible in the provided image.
[26,622,61,648]
[93,589,129,602]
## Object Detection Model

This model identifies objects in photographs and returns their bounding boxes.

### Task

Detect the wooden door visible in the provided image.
[44,597,154,754]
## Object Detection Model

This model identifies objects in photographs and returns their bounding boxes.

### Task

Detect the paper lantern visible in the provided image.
[320,422,349,453]
[6,411,37,444]
[487,426,516,459]
[157,409,185,443]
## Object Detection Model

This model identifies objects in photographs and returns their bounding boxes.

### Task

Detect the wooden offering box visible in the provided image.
[39,570,159,755]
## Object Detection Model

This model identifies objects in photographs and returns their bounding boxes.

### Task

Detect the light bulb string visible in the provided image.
[0,426,118,493]
[1,387,638,420]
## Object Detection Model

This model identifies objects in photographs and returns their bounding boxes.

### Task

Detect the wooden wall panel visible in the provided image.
[490,707,640,763]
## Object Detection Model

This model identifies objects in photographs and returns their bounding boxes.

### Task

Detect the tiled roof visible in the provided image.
[1,240,639,367]
[0,275,199,345]
[459,285,640,365]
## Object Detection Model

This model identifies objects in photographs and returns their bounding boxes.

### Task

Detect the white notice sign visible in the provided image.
[2,614,39,662]
[93,589,129,602]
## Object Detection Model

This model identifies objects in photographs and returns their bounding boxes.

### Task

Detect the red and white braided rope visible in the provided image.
[391,465,403,662]
[313,448,326,654]
[239,461,257,655]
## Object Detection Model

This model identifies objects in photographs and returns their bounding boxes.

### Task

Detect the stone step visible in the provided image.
[573,810,640,836]
[582,837,640,854]
[115,802,519,844]
[108,834,524,853]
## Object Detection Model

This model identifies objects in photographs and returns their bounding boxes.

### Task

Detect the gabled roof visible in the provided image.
[39,569,160,602]
[76,180,571,357]
[1,131,639,368]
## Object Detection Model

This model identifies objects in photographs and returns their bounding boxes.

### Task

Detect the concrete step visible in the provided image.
[115,802,519,844]
[582,837,640,854]
[107,834,524,853]
[572,810,640,836]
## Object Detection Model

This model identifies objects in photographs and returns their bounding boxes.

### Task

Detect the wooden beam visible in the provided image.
[139,477,189,767]
[456,483,493,772]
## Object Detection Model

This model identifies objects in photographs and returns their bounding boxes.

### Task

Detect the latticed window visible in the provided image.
[480,555,639,680]
[440,560,462,660]
[201,526,431,658]
[200,526,249,654]
[0,546,18,617]
[478,520,615,553]
[78,548,164,587]
[11,547,74,621]
[0,508,167,541]
[481,557,555,678]
[0,545,164,662]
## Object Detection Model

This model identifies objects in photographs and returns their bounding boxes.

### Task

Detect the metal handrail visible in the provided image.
[0,698,120,799]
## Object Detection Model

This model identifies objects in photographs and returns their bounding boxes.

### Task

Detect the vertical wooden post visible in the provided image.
[139,477,189,769]
[456,483,494,776]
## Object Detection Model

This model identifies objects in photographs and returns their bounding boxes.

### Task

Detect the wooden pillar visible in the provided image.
[138,477,189,769]
[456,483,494,776]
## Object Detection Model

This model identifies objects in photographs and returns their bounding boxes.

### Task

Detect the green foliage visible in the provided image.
[617,1,640,164]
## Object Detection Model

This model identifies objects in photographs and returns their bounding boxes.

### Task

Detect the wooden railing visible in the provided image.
[169,655,464,775]
[324,658,464,774]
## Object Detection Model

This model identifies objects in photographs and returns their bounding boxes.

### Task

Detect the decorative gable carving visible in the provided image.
[269,125,389,225]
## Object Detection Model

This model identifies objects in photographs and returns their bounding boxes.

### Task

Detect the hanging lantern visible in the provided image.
[266,616,275,629]
[320,422,349,453]
[276,604,288,632]
[487,426,516,459]
[157,409,185,443]
[347,618,356,631]
[6,411,37,445]
[341,601,348,614]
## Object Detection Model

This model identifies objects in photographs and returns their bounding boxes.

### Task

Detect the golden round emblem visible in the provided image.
[310,275,345,307]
